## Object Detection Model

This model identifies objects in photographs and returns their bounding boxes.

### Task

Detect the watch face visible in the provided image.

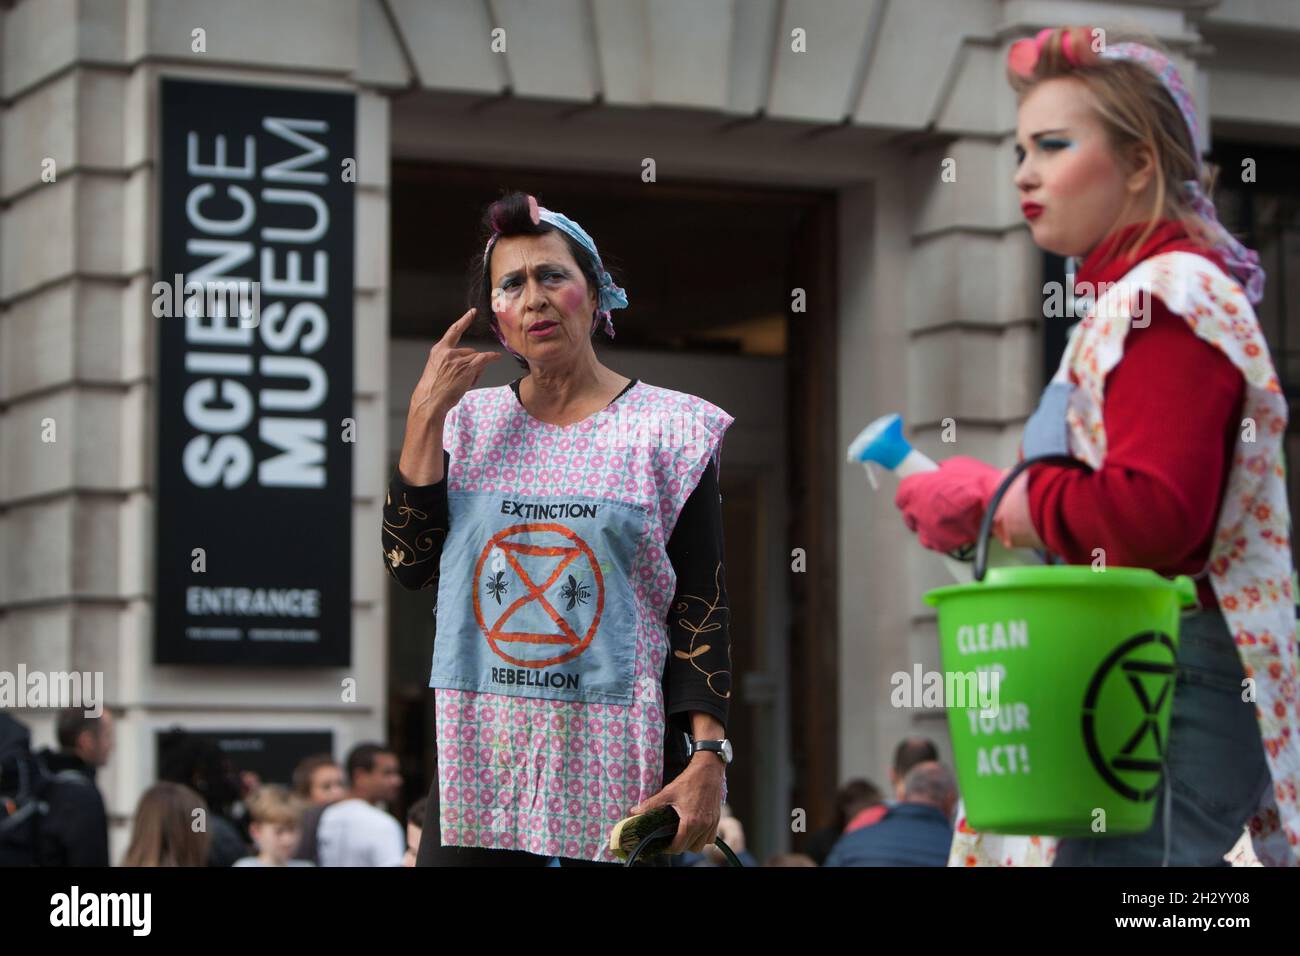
[721,739,733,764]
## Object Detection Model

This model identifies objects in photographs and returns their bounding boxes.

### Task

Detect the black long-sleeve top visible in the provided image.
[383,378,731,738]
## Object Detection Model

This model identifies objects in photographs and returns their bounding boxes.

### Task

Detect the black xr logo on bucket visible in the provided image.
[1081,631,1176,802]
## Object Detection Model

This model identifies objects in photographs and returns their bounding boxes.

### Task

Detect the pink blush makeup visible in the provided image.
[558,285,588,314]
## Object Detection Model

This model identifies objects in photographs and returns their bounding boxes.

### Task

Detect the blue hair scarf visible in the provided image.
[484,203,628,360]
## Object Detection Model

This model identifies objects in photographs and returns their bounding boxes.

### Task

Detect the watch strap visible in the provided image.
[689,738,730,763]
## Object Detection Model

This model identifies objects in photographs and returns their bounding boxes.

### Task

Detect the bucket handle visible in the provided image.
[974,456,1201,604]
[972,454,1090,583]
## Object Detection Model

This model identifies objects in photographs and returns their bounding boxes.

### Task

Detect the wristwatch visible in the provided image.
[687,737,733,765]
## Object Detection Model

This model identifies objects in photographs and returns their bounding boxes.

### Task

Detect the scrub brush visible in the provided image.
[609,806,744,866]
[610,806,679,862]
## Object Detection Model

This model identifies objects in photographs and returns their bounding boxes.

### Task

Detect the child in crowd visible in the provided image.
[234,785,313,867]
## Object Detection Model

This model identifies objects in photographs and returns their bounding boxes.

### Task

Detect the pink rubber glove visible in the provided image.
[894,456,1004,553]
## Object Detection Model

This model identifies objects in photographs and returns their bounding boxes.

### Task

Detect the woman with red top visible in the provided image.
[895,27,1300,866]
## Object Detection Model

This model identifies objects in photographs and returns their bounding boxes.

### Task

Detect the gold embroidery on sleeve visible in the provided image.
[381,492,446,589]
[670,561,731,700]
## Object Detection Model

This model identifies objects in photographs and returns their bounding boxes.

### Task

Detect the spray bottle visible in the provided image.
[847,413,1041,582]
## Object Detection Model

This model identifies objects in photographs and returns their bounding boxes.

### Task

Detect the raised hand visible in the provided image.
[408,308,502,419]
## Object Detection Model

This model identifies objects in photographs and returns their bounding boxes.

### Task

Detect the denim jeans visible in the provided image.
[1054,608,1272,866]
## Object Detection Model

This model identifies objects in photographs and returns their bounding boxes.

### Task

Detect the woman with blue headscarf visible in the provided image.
[383,192,736,866]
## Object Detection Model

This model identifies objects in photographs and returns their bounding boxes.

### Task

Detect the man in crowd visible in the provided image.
[34,708,116,866]
[316,743,405,867]
[889,737,940,801]
[823,762,957,867]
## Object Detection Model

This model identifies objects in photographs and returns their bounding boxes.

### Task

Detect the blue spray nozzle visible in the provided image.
[847,413,912,470]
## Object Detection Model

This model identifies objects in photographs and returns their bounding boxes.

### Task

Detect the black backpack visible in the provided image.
[0,715,88,866]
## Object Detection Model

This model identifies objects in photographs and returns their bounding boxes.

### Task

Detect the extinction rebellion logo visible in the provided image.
[1081,631,1177,802]
[473,523,606,672]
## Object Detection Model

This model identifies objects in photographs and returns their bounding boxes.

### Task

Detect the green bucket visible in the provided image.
[922,455,1199,837]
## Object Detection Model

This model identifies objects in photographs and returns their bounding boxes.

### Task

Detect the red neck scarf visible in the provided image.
[1075,219,1227,292]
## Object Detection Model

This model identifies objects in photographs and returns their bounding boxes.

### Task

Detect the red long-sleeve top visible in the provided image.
[1026,221,1246,608]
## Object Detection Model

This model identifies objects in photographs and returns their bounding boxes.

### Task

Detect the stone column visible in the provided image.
[0,0,401,859]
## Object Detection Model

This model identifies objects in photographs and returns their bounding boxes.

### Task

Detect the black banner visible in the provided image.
[156,728,334,788]
[9,866,1284,939]
[155,79,355,665]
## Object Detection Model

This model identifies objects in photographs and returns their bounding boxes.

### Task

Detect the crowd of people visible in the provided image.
[2,707,953,867]
[811,738,957,867]
[0,709,428,867]
[130,737,419,867]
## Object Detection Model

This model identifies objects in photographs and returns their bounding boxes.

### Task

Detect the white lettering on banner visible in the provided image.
[955,620,1029,654]
[262,118,329,184]
[975,743,1032,776]
[186,183,256,234]
[185,586,322,617]
[259,302,327,353]
[261,188,329,243]
[180,118,332,490]
[186,131,255,179]
[258,419,326,486]
[966,702,1031,735]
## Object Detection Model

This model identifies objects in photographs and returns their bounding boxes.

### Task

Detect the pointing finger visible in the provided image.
[440,308,477,347]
